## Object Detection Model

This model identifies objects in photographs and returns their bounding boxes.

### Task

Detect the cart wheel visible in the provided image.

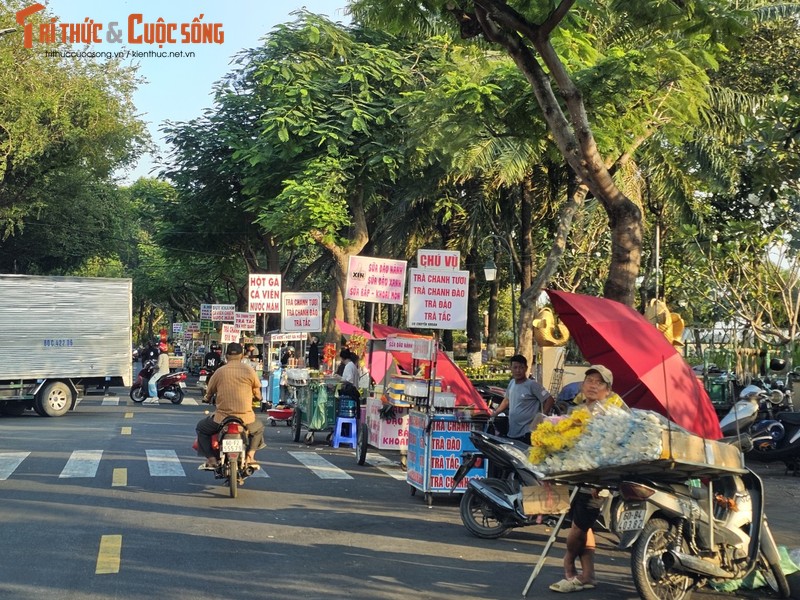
[305,432,314,445]
[410,486,416,496]
[356,423,368,465]
[425,492,433,507]
[269,418,277,427]
[292,409,301,443]
[325,432,332,444]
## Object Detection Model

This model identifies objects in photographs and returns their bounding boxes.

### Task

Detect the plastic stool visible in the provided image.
[332,417,358,448]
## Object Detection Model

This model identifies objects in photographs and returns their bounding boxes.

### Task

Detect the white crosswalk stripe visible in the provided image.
[365,454,406,481]
[0,452,29,480]
[146,450,186,476]
[0,449,401,482]
[60,450,103,478]
[289,451,353,479]
[101,397,120,406]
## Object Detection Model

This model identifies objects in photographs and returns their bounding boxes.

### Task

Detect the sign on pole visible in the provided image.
[416,249,460,271]
[282,292,322,332]
[234,312,257,331]
[211,304,235,322]
[407,268,469,330]
[344,255,407,305]
[248,273,282,313]
[200,303,212,320]
[221,323,240,343]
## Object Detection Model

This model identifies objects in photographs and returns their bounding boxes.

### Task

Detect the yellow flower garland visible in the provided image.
[528,408,592,464]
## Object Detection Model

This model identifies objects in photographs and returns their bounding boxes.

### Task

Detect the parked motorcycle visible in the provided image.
[746,411,800,472]
[129,360,187,404]
[195,414,259,498]
[450,429,619,539]
[616,460,791,600]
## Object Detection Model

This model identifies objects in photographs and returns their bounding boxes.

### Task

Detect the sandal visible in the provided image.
[549,578,589,593]
[198,463,217,471]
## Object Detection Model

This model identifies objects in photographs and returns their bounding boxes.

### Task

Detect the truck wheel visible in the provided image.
[0,402,26,416]
[36,382,72,417]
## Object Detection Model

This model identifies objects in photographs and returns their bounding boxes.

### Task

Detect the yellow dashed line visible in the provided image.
[121,426,132,435]
[112,468,127,487]
[96,534,122,574]
[124,412,133,418]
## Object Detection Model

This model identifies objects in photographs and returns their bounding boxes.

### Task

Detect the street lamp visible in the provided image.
[482,234,517,350]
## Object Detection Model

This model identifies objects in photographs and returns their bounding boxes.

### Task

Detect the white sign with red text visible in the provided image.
[221,323,240,343]
[234,312,257,331]
[344,255,407,305]
[282,292,322,332]
[416,249,460,271]
[407,268,469,330]
[248,273,282,313]
[211,304,235,322]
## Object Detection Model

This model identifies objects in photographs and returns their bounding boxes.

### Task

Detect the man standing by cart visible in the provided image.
[490,354,553,444]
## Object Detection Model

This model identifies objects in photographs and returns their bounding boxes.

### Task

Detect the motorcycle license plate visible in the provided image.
[178,381,186,388]
[222,438,244,453]
[618,509,646,532]
[199,375,207,382]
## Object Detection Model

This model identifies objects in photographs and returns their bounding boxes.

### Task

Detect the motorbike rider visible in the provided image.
[144,342,170,404]
[203,343,223,373]
[549,365,626,594]
[197,342,265,470]
[490,354,553,444]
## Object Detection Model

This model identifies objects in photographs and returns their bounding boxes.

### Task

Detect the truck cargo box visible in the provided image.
[0,275,132,386]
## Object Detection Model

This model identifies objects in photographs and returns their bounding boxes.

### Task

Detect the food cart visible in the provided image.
[355,328,490,506]
[291,373,339,445]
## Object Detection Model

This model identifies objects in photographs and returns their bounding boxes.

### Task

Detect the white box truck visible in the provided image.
[0,274,132,416]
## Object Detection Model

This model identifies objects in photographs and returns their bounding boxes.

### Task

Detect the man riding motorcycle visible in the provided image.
[197,342,265,470]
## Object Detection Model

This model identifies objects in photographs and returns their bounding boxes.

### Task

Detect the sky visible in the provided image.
[44,0,350,183]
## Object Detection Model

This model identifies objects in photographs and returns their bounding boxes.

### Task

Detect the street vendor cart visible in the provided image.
[291,373,339,445]
[358,326,491,506]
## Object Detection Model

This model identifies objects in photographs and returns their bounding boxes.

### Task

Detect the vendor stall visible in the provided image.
[291,373,340,445]
[359,327,490,505]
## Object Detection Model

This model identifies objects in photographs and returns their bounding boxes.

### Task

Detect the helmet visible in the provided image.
[769,357,787,372]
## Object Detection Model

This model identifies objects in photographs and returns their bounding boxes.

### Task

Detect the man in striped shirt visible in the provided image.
[197,342,265,470]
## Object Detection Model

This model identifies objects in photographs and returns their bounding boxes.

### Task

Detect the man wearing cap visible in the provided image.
[197,342,265,470]
[549,365,626,594]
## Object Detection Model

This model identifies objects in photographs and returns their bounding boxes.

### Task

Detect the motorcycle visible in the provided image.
[129,359,188,404]
[450,429,619,539]
[616,458,791,600]
[746,410,800,472]
[195,414,260,498]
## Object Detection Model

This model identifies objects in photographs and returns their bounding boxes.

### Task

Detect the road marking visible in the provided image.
[181,397,199,405]
[96,535,122,574]
[249,468,269,478]
[112,468,127,487]
[146,450,186,476]
[365,454,407,481]
[124,412,133,418]
[101,397,119,406]
[0,452,29,480]
[121,427,132,435]
[289,452,353,479]
[60,450,103,478]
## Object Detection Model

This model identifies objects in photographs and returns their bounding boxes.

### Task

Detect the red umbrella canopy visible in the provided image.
[547,290,721,439]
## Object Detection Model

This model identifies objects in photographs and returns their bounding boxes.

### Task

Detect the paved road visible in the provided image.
[0,385,798,600]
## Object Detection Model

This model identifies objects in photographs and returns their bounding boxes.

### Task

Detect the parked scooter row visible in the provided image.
[719,376,800,472]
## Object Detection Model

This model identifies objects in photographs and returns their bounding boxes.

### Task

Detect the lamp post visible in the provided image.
[482,234,517,350]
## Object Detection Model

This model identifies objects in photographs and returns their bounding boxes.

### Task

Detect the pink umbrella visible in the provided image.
[547,290,721,439]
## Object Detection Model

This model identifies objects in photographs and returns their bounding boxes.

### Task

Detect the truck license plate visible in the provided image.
[618,509,646,531]
[222,438,244,453]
